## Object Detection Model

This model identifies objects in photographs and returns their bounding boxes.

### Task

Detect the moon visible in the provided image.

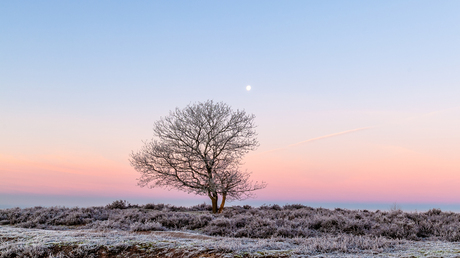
[246,85,251,91]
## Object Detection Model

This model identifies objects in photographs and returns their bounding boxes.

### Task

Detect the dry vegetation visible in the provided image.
[2,201,460,257]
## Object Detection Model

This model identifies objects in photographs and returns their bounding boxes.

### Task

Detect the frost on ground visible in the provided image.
[3,203,460,257]
[0,225,409,257]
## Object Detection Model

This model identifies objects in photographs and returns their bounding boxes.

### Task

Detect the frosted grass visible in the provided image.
[1,226,405,257]
[3,202,460,257]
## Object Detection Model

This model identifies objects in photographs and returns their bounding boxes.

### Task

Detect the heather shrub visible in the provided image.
[186,213,214,229]
[2,202,460,242]
[167,205,189,212]
[203,217,234,236]
[143,203,157,209]
[106,200,129,209]
[155,213,196,229]
[283,204,306,210]
[146,203,167,210]
[190,203,212,211]
[427,208,442,216]
[245,217,277,238]
[130,221,165,231]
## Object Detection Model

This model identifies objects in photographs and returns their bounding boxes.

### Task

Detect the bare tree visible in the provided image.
[130,100,266,213]
[213,167,264,213]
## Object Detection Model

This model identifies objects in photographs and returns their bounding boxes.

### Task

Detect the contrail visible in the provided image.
[258,106,460,156]
[406,106,460,121]
[288,126,374,147]
[261,126,374,154]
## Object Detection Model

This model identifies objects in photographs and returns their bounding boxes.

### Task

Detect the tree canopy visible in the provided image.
[130,100,266,213]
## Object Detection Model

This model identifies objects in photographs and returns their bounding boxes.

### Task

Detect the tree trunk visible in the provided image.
[218,193,227,213]
[208,192,219,213]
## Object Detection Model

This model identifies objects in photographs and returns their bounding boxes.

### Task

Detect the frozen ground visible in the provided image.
[3,226,460,257]
[3,203,460,257]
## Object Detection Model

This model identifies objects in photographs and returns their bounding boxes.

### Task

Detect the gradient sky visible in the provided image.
[1,1,460,210]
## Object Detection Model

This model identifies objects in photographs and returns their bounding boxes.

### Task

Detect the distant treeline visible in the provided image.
[1,200,459,241]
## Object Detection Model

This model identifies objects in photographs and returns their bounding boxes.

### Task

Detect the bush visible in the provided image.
[2,201,460,242]
[130,221,165,231]
[106,200,129,209]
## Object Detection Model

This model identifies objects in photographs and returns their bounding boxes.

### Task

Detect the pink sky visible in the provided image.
[2,107,459,208]
[2,1,460,210]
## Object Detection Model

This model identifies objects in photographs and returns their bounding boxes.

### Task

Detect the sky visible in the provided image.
[1,1,460,211]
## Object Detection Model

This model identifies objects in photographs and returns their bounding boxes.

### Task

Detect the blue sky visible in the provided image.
[1,1,460,211]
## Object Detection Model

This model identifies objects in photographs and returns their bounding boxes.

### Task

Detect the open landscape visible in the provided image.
[2,201,460,257]
[2,2,460,257]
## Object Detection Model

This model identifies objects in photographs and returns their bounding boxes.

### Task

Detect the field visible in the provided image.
[2,201,460,257]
